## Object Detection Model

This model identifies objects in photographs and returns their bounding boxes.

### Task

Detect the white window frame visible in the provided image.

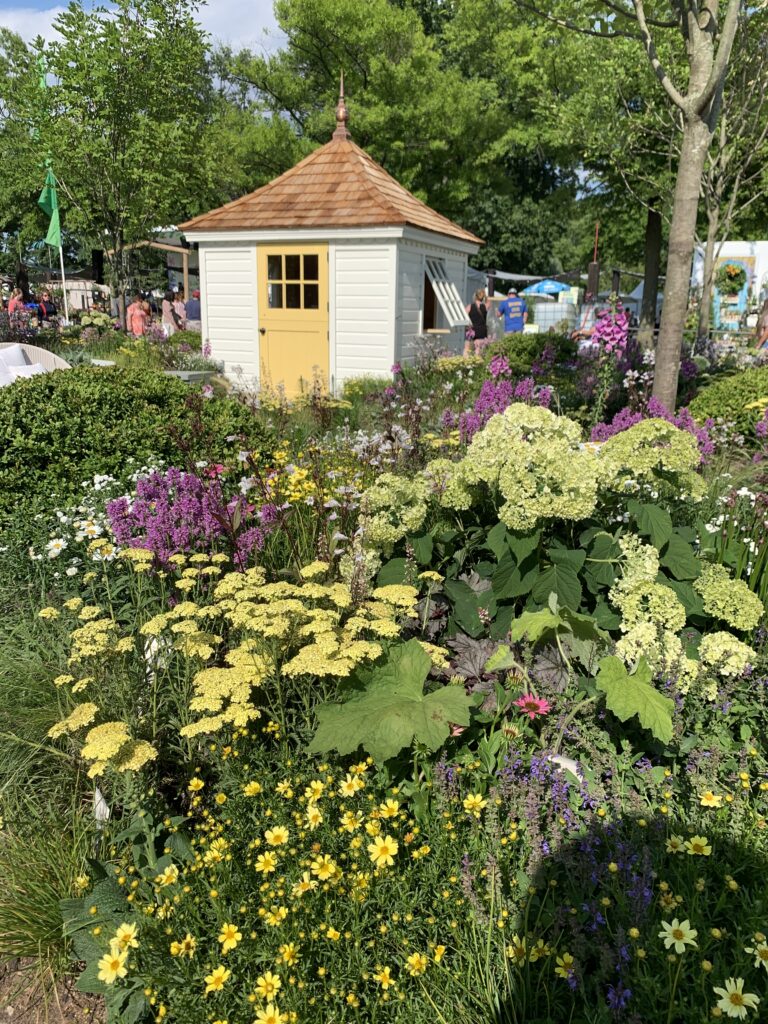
[425,257,470,327]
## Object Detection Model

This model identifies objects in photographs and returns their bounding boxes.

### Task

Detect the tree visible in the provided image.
[696,11,768,342]
[515,0,744,410]
[38,0,214,321]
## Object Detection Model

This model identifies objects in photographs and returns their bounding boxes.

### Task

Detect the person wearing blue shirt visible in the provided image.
[497,287,528,334]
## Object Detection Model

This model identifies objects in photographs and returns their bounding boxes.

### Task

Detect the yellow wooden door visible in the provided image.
[257,244,329,396]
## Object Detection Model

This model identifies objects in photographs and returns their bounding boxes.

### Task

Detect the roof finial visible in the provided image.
[333,70,351,140]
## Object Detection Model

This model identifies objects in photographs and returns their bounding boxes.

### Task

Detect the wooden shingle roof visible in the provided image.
[180,137,482,245]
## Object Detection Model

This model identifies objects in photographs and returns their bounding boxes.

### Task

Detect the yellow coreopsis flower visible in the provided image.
[367,834,398,869]
[685,835,712,856]
[666,835,685,854]
[265,826,289,847]
[111,922,139,951]
[700,791,723,808]
[243,780,262,796]
[555,952,575,979]
[255,852,278,874]
[170,932,197,958]
[254,971,282,1000]
[254,1004,284,1024]
[204,965,231,995]
[310,854,337,880]
[405,952,428,976]
[373,966,394,989]
[278,942,299,966]
[218,922,242,953]
[463,793,487,816]
[713,977,760,1018]
[97,948,128,985]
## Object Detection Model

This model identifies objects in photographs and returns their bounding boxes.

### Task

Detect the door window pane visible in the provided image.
[268,283,283,308]
[285,254,301,280]
[267,255,282,280]
[303,254,319,281]
[286,283,302,308]
[303,283,319,309]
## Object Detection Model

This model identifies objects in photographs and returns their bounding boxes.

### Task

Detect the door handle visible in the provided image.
[259,327,266,335]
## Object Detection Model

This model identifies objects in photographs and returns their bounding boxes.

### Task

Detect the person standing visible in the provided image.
[8,288,24,316]
[465,289,489,344]
[185,288,201,331]
[126,293,149,336]
[173,289,187,331]
[38,289,57,321]
[497,287,528,334]
[162,289,181,336]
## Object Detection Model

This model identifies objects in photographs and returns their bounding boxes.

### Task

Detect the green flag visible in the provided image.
[38,168,61,248]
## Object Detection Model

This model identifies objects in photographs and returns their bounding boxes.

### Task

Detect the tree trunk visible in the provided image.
[652,117,712,411]
[638,204,662,350]
[697,205,720,345]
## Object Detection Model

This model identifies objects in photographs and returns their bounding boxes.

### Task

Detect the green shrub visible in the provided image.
[689,366,768,436]
[0,366,269,519]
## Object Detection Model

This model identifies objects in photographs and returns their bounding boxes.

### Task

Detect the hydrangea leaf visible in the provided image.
[660,534,701,580]
[308,639,473,762]
[596,655,674,744]
[531,566,582,610]
[628,501,673,549]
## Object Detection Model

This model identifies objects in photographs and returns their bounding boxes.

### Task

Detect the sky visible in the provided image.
[0,0,283,51]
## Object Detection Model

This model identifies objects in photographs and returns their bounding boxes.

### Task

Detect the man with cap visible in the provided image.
[497,287,527,335]
[185,288,202,331]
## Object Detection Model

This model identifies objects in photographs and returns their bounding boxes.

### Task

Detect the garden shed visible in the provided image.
[180,86,482,394]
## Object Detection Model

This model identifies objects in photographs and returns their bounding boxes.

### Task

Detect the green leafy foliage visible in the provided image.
[0,367,268,519]
[596,656,674,744]
[308,640,473,762]
[689,366,768,438]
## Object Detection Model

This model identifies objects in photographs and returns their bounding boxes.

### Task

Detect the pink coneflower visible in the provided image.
[513,694,552,720]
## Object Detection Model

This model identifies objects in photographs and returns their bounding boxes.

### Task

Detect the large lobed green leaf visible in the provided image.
[595,655,674,744]
[308,640,473,763]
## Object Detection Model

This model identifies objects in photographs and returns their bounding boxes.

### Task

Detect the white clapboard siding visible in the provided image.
[201,245,259,386]
[332,241,395,388]
[396,241,467,362]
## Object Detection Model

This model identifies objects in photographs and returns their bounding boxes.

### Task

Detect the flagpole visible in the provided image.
[58,244,69,326]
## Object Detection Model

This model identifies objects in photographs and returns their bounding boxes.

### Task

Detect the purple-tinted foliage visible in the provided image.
[107,467,273,569]
[591,397,714,460]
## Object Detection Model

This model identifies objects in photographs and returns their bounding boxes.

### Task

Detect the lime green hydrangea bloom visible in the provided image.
[693,563,763,632]
[359,473,430,554]
[597,418,705,502]
[698,631,755,678]
[431,405,598,532]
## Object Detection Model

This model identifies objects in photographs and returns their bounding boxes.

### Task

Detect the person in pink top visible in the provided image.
[126,293,150,336]
[8,288,24,315]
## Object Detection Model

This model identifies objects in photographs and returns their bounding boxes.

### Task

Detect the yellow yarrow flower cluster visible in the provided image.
[79,721,158,778]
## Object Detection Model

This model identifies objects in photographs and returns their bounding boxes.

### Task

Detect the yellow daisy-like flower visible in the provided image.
[97,949,128,985]
[218,922,242,953]
[204,965,231,995]
[405,951,428,976]
[254,1004,284,1024]
[368,834,398,869]
[744,941,768,973]
[265,826,289,847]
[255,852,278,874]
[306,804,323,830]
[111,922,139,950]
[278,942,299,966]
[666,835,685,854]
[555,952,575,979]
[379,798,400,818]
[187,777,205,792]
[170,933,196,958]
[310,854,337,880]
[463,793,487,816]
[659,918,698,954]
[685,835,712,856]
[254,971,282,1000]
[712,977,760,1018]
[373,966,394,989]
[292,871,317,897]
[506,935,527,965]
[700,791,723,808]
[155,865,179,887]
[243,780,262,796]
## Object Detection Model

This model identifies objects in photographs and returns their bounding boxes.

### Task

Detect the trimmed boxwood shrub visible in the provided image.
[0,366,269,518]
[688,365,768,437]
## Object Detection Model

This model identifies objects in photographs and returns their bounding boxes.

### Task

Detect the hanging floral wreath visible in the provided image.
[715,262,747,295]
